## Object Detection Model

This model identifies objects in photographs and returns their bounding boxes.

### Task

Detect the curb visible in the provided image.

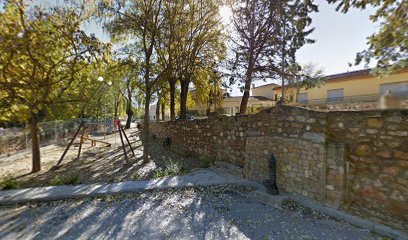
[0,170,256,205]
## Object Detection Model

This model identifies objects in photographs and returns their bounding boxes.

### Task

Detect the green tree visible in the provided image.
[157,0,182,121]
[175,0,225,119]
[191,67,224,115]
[328,0,407,74]
[0,1,108,172]
[156,0,225,120]
[101,0,166,163]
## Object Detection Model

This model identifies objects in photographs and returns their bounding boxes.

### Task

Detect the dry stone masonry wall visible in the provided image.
[150,106,408,231]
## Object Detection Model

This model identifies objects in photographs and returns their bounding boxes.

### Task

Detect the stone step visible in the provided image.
[213,161,244,178]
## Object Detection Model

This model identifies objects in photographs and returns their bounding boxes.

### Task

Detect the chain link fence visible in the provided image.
[0,119,114,159]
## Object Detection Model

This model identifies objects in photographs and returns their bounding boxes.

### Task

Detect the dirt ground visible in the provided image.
[0,127,208,189]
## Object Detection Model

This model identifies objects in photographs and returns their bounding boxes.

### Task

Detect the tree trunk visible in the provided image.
[143,89,151,163]
[161,100,165,121]
[156,94,161,122]
[114,90,120,117]
[180,80,189,119]
[125,88,133,129]
[29,114,41,173]
[206,90,212,115]
[169,79,176,121]
[280,16,287,104]
[125,103,133,129]
[239,61,254,115]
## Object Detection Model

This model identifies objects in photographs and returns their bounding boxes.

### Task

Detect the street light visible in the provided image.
[97,76,110,139]
[213,56,219,113]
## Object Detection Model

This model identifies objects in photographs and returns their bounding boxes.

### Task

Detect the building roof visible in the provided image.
[223,95,274,102]
[252,96,274,101]
[253,83,279,89]
[324,69,371,81]
[272,68,376,90]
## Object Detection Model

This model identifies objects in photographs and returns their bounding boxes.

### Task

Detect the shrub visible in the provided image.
[64,174,81,185]
[200,155,214,168]
[152,160,186,179]
[49,174,81,186]
[164,160,184,175]
[282,199,301,211]
[152,168,166,179]
[131,172,140,180]
[49,176,64,186]
[1,177,20,190]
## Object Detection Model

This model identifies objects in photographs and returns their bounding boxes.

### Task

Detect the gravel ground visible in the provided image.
[0,186,380,240]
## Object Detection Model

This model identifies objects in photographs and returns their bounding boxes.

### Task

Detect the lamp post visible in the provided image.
[97,76,112,139]
[213,56,219,113]
[213,67,217,113]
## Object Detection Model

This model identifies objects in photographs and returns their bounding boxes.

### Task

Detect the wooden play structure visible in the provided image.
[56,119,135,166]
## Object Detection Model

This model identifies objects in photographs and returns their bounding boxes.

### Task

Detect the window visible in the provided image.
[274,94,278,101]
[327,89,344,102]
[380,81,408,97]
[296,93,308,104]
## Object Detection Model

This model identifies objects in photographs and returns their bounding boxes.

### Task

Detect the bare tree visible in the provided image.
[229,0,317,112]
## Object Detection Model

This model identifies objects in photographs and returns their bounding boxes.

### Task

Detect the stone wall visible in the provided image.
[245,136,327,202]
[150,106,408,231]
[326,110,408,230]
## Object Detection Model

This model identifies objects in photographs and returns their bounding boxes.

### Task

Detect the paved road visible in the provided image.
[0,186,379,240]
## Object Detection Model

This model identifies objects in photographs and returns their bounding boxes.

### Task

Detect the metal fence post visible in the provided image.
[25,126,28,151]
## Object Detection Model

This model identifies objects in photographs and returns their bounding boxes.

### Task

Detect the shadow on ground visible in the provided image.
[3,128,208,189]
[0,186,378,240]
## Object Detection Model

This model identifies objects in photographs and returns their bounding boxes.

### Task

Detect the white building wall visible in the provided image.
[252,84,277,100]
[149,104,171,121]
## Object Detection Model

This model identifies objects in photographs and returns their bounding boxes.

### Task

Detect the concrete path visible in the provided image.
[0,169,256,205]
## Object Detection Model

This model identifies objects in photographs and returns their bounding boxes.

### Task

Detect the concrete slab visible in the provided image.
[0,169,257,205]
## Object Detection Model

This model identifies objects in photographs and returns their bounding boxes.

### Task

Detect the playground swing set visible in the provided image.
[56,119,135,166]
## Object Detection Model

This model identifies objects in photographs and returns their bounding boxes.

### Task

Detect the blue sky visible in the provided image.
[296,0,376,75]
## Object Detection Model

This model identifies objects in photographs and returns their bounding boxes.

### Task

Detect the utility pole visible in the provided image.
[213,71,217,113]
[213,58,218,113]
[104,89,107,139]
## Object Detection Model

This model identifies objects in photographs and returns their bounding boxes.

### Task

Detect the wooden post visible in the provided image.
[57,122,83,166]
[118,124,128,162]
[77,127,87,159]
[121,126,135,156]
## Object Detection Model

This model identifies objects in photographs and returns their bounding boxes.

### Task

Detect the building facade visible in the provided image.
[149,104,171,121]
[253,68,408,106]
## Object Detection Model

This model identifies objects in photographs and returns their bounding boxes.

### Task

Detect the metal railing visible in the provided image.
[0,118,114,159]
[295,92,408,106]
